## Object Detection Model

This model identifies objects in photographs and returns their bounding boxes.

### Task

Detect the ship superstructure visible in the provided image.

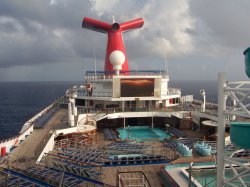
[67,17,182,129]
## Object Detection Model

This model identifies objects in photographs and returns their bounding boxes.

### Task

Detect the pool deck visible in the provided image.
[1,107,220,186]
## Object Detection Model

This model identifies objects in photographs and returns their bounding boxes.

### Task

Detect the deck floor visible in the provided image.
[6,109,68,166]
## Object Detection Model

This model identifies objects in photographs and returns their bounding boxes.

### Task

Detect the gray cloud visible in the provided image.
[189,0,250,55]
[0,0,249,81]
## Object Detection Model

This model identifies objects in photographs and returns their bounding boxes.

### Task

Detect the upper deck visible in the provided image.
[84,70,169,81]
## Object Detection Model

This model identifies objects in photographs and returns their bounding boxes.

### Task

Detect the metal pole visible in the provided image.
[94,48,97,79]
[128,125,130,140]
[189,162,193,187]
[68,102,71,126]
[151,112,154,128]
[217,72,226,187]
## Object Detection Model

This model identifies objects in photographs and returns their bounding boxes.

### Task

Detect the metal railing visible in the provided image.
[118,171,151,187]
[85,70,168,80]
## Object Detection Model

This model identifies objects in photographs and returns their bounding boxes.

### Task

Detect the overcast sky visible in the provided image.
[0,0,249,81]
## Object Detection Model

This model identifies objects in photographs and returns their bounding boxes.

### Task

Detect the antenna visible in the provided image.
[83,63,86,79]
[94,48,97,79]
[165,55,168,75]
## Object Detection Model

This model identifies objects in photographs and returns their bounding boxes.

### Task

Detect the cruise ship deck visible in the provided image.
[0,15,250,187]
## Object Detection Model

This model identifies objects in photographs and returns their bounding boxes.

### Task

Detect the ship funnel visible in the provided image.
[243,47,250,78]
[82,17,144,73]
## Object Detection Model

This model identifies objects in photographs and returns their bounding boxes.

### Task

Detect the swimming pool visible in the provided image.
[191,168,250,187]
[163,163,250,187]
[117,126,171,142]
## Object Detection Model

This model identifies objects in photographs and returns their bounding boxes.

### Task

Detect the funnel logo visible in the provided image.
[82,17,144,73]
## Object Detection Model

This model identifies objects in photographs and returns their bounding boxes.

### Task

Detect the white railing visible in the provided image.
[217,72,250,187]
[168,88,181,95]
[92,92,112,97]
[84,70,168,80]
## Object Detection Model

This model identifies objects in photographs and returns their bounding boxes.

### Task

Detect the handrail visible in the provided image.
[118,171,151,187]
[85,70,168,80]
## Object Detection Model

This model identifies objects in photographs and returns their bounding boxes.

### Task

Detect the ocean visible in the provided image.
[170,80,218,103]
[0,81,81,140]
[0,80,218,140]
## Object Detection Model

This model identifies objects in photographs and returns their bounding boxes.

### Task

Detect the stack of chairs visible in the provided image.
[163,138,199,150]
[177,143,192,157]
[162,141,179,149]
[178,137,200,148]
[194,142,212,156]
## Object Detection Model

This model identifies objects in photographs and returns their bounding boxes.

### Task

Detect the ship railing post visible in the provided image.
[123,117,126,129]
[216,72,227,187]
[151,112,154,128]
[188,162,193,187]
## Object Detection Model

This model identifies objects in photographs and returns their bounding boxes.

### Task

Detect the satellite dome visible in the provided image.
[109,50,125,70]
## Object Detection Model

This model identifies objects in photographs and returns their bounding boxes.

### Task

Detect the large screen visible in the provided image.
[120,78,154,97]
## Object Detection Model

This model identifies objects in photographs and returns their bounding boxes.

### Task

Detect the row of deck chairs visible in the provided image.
[57,148,105,165]
[107,142,148,153]
[178,138,201,148]
[0,172,41,187]
[52,162,101,180]
[57,147,75,157]
[103,129,117,140]
[162,141,179,149]
[24,167,85,187]
[163,137,200,150]
[104,154,169,166]
[34,108,58,128]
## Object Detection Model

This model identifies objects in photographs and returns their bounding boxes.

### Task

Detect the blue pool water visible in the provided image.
[118,126,171,142]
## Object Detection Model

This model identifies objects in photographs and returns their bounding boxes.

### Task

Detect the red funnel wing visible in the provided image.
[120,18,144,32]
[82,17,111,33]
[81,17,144,72]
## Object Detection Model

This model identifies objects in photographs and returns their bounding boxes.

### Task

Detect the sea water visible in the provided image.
[0,81,80,140]
[0,80,217,140]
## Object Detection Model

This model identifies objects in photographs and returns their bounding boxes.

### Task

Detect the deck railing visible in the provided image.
[118,171,151,187]
[84,70,168,80]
